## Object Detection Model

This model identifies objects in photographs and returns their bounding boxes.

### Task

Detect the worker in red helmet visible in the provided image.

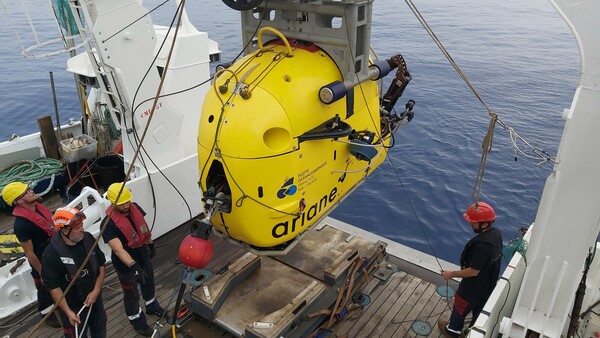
[42,207,107,338]
[438,201,503,338]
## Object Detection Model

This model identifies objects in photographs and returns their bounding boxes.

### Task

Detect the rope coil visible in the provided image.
[0,158,64,194]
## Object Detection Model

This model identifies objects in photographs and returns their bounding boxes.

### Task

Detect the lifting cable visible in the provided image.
[404,0,557,203]
[387,155,464,314]
[27,1,186,336]
[127,0,193,232]
[387,156,444,272]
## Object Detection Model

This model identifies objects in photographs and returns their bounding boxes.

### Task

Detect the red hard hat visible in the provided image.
[463,202,496,223]
[178,235,214,269]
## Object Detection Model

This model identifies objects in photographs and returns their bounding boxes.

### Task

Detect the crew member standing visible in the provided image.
[42,207,107,338]
[101,182,162,337]
[438,201,503,337]
[1,181,61,328]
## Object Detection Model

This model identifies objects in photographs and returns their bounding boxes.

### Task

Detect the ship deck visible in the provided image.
[1,194,460,338]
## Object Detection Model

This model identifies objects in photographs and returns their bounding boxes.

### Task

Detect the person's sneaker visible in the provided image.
[136,326,154,337]
[45,313,62,328]
[437,318,457,338]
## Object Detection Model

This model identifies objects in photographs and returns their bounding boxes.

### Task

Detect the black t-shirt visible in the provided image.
[14,215,52,277]
[101,203,150,273]
[457,227,503,302]
[42,233,106,308]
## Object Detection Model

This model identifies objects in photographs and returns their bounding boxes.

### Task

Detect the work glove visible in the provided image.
[148,243,156,259]
[129,262,147,284]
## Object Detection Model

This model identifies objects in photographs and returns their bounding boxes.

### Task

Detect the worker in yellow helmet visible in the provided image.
[42,207,107,338]
[1,181,61,328]
[101,183,162,337]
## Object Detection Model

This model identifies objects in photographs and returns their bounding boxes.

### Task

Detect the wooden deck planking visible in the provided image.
[332,272,387,334]
[4,249,457,338]
[354,274,424,337]
[1,198,459,338]
[386,281,438,337]
[399,283,443,338]
[332,268,455,338]
[337,272,404,337]
[340,271,413,337]
[3,221,245,338]
[409,291,454,338]
[368,277,432,337]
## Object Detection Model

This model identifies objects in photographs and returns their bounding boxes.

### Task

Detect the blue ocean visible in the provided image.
[0,0,578,264]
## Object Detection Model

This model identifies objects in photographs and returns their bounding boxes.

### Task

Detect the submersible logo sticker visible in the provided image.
[271,186,339,238]
[277,177,297,199]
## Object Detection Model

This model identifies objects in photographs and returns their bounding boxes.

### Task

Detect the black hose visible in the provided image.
[568,250,593,337]
[170,279,188,326]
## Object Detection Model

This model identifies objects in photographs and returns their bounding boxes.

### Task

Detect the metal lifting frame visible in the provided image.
[240,0,374,82]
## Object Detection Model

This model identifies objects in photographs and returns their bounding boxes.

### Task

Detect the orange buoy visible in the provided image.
[178,234,214,269]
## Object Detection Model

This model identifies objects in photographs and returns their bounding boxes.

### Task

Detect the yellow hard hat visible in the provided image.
[106,182,132,205]
[2,182,29,206]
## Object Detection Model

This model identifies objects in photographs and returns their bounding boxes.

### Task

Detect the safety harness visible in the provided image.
[50,232,100,300]
[460,227,502,269]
